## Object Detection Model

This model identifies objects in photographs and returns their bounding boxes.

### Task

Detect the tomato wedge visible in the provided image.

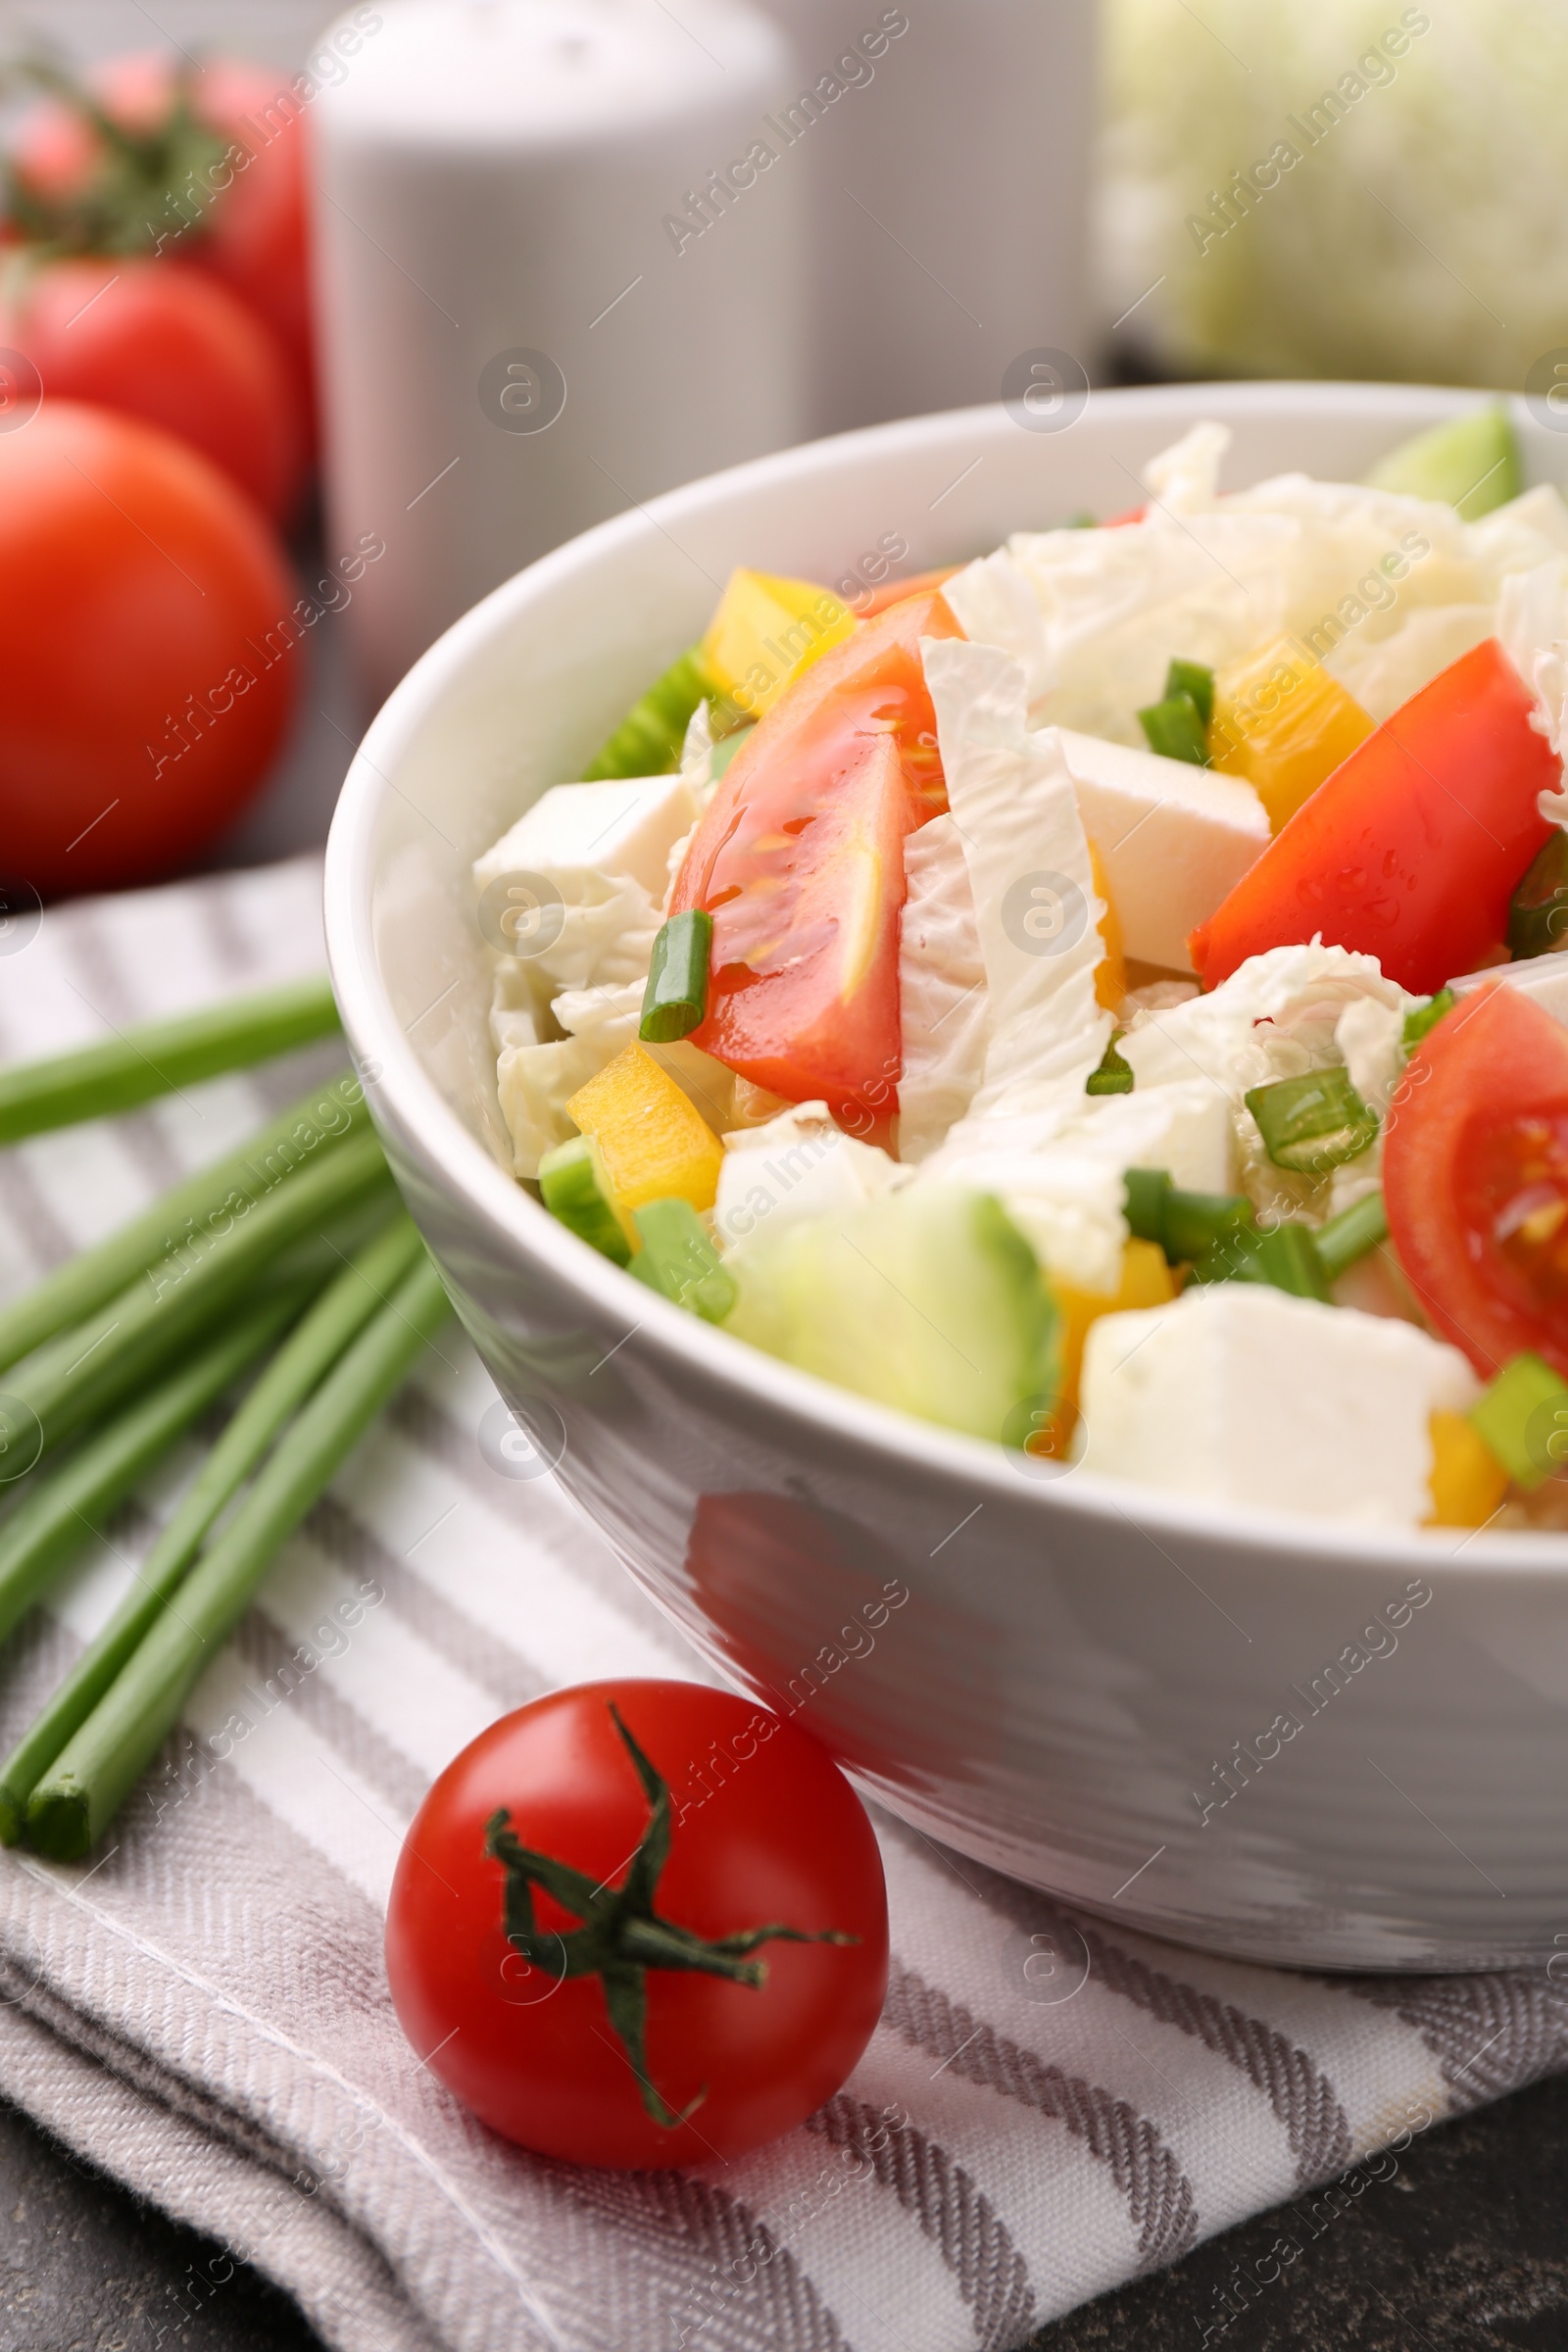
[855,564,960,617]
[1385,981,1568,1378]
[670,589,963,1138]
[1190,639,1560,995]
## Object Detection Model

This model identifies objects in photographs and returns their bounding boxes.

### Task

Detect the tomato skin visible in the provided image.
[12,52,315,443]
[384,1681,889,2170]
[0,403,299,893]
[1190,639,1559,995]
[671,590,963,1138]
[854,565,959,618]
[0,258,304,519]
[1385,980,1568,1378]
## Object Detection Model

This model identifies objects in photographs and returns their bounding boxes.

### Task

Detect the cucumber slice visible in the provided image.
[724,1185,1059,1445]
[1364,405,1520,521]
[538,1135,631,1265]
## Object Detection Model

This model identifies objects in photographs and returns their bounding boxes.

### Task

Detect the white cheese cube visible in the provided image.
[1069,1078,1236,1195]
[1057,727,1268,973]
[715,1104,903,1251]
[474,772,699,902]
[1453,956,1568,1031]
[1079,1284,1478,1528]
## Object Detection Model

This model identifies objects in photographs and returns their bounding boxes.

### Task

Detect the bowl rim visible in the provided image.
[324,376,1568,1585]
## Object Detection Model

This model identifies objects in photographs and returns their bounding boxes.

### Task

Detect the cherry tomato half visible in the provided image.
[0,403,300,894]
[1385,980,1568,1378]
[384,1681,888,2169]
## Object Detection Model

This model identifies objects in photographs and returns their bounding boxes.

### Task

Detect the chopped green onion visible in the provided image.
[1245,1068,1379,1175]
[0,1218,423,1844]
[1314,1189,1390,1280]
[1137,692,1209,766]
[1191,1219,1332,1301]
[0,1073,370,1378]
[1123,1168,1255,1263]
[4,1127,392,1464]
[0,1284,313,1674]
[538,1135,630,1265]
[1402,988,1455,1052]
[1469,1351,1568,1492]
[628,1199,736,1323]
[25,1256,454,1859]
[1085,1034,1134,1096]
[639,909,712,1044]
[0,975,341,1147]
[1508,834,1568,961]
[1164,658,1214,728]
[582,647,711,780]
[1064,511,1098,528]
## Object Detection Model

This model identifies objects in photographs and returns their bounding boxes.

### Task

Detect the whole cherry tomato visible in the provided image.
[0,402,300,893]
[9,50,316,442]
[1387,980,1568,1380]
[384,1680,889,2169]
[0,256,304,520]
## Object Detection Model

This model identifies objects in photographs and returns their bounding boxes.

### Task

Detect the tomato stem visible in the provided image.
[484,1703,856,2129]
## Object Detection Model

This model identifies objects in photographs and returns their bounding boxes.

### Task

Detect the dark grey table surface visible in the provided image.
[8,506,1568,2352]
[6,2067,1568,2351]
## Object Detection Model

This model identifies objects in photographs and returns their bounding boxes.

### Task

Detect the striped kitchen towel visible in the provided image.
[0,853,1566,2352]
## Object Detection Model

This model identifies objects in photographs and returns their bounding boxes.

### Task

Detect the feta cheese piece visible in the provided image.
[1453,957,1568,1031]
[898,812,988,1161]
[1056,727,1268,973]
[1068,1078,1236,1196]
[475,772,700,902]
[1079,1285,1478,1528]
[921,639,1110,1125]
[714,1103,902,1251]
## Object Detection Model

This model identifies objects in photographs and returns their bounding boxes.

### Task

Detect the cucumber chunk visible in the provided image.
[538,1135,631,1265]
[724,1185,1060,1445]
[628,1198,736,1323]
[1364,405,1520,521]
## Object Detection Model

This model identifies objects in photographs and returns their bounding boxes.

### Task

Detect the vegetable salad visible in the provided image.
[477,405,1568,1534]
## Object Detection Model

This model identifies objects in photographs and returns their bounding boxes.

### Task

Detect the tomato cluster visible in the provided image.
[0,50,323,890]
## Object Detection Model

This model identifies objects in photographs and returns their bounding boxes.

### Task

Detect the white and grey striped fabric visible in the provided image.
[0,855,1565,2352]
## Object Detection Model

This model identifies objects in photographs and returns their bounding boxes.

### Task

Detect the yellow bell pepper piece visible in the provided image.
[1426,1409,1510,1529]
[1087,839,1126,1012]
[565,1044,724,1216]
[1037,1240,1176,1456]
[702,569,858,725]
[1210,636,1375,833]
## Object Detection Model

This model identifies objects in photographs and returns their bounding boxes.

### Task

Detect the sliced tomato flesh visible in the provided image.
[1190,638,1560,996]
[1385,980,1568,1378]
[671,588,963,1137]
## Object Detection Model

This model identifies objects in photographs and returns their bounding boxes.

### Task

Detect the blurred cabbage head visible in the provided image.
[1098,0,1568,388]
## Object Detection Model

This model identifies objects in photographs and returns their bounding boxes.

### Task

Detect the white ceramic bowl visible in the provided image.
[325,381,1568,1973]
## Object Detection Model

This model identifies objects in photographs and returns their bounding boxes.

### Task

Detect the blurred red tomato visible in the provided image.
[0,257,304,519]
[11,51,316,442]
[0,403,300,893]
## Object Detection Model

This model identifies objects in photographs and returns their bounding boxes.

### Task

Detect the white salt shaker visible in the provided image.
[311,0,807,710]
[745,0,1095,435]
